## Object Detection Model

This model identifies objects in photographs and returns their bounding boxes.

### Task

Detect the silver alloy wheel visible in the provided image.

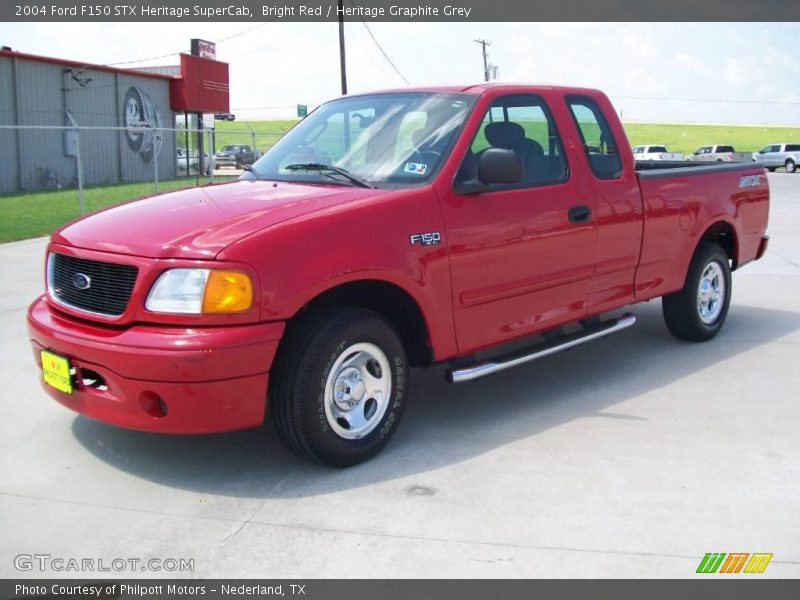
[697,261,725,324]
[323,342,392,440]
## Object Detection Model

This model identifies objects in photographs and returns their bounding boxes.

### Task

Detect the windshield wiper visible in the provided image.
[284,163,375,189]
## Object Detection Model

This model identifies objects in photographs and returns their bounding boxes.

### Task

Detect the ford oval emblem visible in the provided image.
[72,273,91,290]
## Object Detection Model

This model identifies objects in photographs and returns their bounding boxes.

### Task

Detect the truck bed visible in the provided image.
[633,159,769,302]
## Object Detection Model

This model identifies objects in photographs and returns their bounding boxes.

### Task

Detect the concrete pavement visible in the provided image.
[1,174,798,578]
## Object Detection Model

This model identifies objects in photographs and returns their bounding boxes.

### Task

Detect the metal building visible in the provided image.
[0,47,230,194]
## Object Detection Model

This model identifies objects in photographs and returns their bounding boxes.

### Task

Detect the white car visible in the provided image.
[632,145,684,161]
[177,148,214,176]
[753,143,800,173]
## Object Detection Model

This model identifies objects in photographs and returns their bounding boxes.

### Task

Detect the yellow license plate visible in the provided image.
[41,350,73,394]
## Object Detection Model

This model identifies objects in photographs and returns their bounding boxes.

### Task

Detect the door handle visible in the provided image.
[568,204,592,224]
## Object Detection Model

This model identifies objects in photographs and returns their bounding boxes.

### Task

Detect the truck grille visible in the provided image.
[49,253,138,317]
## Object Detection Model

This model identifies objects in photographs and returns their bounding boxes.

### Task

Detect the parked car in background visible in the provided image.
[215,112,236,122]
[215,144,259,169]
[753,143,800,172]
[176,148,213,176]
[632,145,684,161]
[687,145,754,163]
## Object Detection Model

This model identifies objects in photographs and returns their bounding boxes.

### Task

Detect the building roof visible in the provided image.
[0,48,175,80]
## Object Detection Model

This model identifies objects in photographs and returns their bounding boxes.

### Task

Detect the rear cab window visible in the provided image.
[566,95,623,179]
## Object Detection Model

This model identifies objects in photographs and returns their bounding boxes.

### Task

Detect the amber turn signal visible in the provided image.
[201,270,253,314]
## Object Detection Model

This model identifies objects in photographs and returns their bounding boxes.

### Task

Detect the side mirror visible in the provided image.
[453,148,523,195]
[479,148,523,185]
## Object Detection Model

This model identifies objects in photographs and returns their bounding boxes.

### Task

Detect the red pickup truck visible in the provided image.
[28,84,770,467]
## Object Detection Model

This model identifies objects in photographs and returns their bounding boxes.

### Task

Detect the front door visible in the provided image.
[439,93,597,353]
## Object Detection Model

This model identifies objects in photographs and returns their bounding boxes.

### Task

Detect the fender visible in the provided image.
[219,185,459,360]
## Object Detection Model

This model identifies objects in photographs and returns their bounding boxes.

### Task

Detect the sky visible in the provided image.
[1,21,798,125]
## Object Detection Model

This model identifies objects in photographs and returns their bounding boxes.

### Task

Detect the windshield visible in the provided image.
[244,92,475,187]
[221,146,239,152]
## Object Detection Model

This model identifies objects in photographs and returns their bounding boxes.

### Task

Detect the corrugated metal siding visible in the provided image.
[0,57,19,191]
[0,55,175,193]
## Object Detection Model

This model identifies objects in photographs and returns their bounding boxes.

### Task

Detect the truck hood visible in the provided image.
[53,180,387,259]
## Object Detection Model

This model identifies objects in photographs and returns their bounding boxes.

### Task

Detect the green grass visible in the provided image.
[3,119,799,244]
[205,120,299,153]
[0,177,236,243]
[623,122,800,155]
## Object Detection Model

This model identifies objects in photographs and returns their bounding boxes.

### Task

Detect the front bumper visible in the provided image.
[27,296,285,434]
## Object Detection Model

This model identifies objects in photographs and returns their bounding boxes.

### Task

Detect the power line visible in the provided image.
[350,0,410,85]
[106,22,270,66]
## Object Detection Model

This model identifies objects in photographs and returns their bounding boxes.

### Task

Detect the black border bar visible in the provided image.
[3,0,800,22]
[3,580,800,600]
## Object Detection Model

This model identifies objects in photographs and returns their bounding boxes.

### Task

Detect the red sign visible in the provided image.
[170,53,230,114]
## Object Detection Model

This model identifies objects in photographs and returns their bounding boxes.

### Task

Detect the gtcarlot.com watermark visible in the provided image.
[14,553,194,573]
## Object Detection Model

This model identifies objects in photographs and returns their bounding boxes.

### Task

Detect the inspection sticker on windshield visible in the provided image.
[404,162,428,175]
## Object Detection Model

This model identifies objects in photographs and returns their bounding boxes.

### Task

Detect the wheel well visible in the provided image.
[701,221,738,268]
[296,280,433,367]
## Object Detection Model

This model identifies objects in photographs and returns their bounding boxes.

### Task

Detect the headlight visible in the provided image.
[146,268,253,315]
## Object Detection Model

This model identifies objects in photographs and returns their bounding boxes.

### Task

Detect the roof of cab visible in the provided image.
[358,83,604,95]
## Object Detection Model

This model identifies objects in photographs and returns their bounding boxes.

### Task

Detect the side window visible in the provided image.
[633,146,644,155]
[718,146,734,153]
[566,96,623,179]
[459,94,568,187]
[786,144,800,152]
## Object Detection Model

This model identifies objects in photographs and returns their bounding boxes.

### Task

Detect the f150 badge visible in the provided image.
[409,232,442,246]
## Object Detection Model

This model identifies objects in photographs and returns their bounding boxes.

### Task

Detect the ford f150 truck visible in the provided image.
[27,84,770,467]
[686,145,754,163]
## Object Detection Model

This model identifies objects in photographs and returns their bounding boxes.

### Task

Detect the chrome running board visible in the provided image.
[446,313,637,383]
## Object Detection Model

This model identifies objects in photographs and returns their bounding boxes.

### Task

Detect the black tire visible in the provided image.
[767,167,777,172]
[270,307,409,467]
[235,158,242,169]
[786,159,796,173]
[662,242,732,342]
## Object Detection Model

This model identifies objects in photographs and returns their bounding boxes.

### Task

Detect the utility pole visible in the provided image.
[338,0,347,95]
[474,38,491,82]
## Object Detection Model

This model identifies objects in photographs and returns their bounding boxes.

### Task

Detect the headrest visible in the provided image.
[484,121,525,149]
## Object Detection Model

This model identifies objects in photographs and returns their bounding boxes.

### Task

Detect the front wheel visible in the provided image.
[662,242,732,341]
[786,159,796,173]
[270,307,409,467]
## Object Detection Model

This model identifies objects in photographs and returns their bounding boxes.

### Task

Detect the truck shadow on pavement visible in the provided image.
[71,300,800,497]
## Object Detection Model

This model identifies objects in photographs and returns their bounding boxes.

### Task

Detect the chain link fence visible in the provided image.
[0,122,284,215]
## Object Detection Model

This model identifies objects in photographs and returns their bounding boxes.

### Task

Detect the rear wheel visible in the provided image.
[270,307,409,467]
[767,166,777,172]
[786,159,796,173]
[662,242,732,341]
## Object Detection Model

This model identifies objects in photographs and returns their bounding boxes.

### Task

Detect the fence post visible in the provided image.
[65,112,85,215]
[246,123,256,153]
[153,135,159,193]
[208,129,214,184]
